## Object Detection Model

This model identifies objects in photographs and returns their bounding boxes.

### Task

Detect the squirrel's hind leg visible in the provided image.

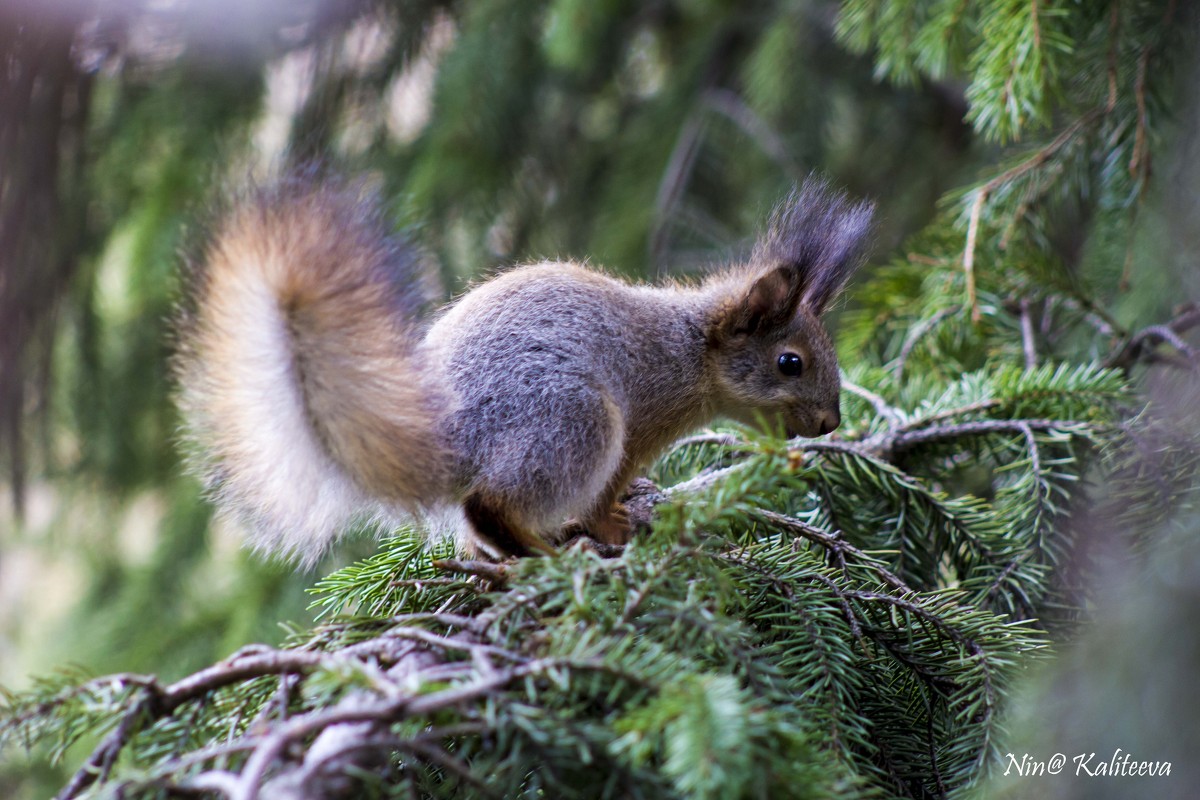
[463,493,556,559]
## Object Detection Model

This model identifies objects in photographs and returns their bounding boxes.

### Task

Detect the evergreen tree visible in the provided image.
[2,1,1197,798]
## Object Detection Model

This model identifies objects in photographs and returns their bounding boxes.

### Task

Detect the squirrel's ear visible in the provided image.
[722,265,805,337]
[754,179,874,316]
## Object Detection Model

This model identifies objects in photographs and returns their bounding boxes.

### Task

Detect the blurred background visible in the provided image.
[1,0,1198,796]
[0,0,971,689]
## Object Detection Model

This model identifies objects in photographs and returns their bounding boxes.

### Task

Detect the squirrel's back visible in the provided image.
[174,177,453,562]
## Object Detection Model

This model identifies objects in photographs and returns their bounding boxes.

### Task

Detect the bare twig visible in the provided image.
[366,627,525,664]
[1018,298,1037,370]
[648,108,707,274]
[56,694,157,799]
[666,457,760,496]
[1103,304,1200,371]
[894,305,961,381]
[704,88,802,178]
[390,577,484,591]
[1128,0,1177,185]
[1105,1,1120,114]
[962,192,985,323]
[668,431,743,451]
[979,110,1103,194]
[898,400,1003,430]
[158,740,263,784]
[842,378,903,427]
[165,651,352,706]
[234,677,503,800]
[889,419,1085,456]
[1128,27,1151,182]
[1053,295,1120,338]
[232,660,561,800]
[432,559,512,583]
[799,439,882,459]
[56,650,390,800]
[186,771,243,796]
[665,409,1090,499]
[959,109,1104,321]
[1130,325,1195,357]
[377,612,486,633]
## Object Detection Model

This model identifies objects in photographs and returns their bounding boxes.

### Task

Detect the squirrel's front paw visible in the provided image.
[558,502,635,555]
[588,502,634,545]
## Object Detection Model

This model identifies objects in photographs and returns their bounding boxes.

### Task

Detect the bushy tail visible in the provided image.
[175,175,452,564]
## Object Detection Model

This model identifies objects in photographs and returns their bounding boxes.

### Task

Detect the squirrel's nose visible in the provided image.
[816,408,841,436]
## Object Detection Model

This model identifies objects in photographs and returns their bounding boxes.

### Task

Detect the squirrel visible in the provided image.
[174,173,873,563]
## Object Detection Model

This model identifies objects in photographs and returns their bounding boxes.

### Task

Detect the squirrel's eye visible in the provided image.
[777,352,804,377]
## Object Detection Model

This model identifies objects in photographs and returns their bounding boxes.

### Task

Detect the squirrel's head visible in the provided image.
[705,180,873,439]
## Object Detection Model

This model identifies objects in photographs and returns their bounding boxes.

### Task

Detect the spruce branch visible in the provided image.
[959,109,1104,312]
[753,508,913,594]
[1103,303,1200,371]
[228,663,537,800]
[884,418,1088,457]
[53,646,445,799]
[842,378,904,427]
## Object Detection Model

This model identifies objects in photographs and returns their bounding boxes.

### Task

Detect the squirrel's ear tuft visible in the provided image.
[754,178,874,315]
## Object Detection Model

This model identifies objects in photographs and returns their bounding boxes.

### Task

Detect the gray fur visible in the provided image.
[427,267,713,536]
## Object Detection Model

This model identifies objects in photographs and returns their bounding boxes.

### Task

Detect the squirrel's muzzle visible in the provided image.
[816,407,841,436]
[783,405,840,439]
